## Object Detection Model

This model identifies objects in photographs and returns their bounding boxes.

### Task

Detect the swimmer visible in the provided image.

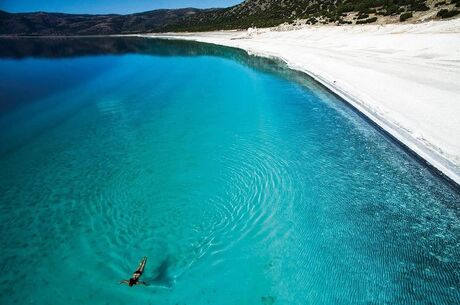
[120,256,148,287]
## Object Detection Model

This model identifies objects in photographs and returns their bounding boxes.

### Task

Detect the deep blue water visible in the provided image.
[0,37,459,305]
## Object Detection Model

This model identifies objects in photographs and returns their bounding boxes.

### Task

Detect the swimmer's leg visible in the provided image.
[137,257,147,273]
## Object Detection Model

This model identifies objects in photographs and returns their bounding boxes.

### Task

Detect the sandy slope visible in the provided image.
[142,19,460,185]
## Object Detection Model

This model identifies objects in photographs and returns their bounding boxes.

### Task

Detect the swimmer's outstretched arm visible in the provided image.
[120,280,130,285]
[138,281,148,286]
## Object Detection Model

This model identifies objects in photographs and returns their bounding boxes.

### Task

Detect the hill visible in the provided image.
[0,8,212,35]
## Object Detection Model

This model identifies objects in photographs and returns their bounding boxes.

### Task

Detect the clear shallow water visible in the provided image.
[0,37,459,305]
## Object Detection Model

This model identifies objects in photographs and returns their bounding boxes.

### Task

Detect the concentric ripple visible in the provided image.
[0,38,459,305]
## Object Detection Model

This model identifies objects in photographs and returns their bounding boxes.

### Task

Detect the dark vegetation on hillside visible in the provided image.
[399,11,413,20]
[0,0,459,35]
[167,0,432,30]
[437,7,460,17]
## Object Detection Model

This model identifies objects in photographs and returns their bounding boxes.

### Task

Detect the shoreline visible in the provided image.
[140,20,460,187]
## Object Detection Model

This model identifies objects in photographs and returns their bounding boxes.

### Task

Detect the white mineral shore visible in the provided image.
[142,19,460,185]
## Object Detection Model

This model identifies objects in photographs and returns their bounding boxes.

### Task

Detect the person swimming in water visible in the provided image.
[120,256,148,287]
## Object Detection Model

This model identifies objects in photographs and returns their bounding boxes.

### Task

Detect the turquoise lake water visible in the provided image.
[0,37,459,305]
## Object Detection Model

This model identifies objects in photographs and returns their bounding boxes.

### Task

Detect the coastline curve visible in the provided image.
[141,29,460,188]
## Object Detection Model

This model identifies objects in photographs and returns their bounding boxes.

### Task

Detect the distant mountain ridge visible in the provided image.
[1,0,459,35]
[0,8,213,35]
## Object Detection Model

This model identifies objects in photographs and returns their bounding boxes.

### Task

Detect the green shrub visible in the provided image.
[437,9,448,17]
[356,3,370,12]
[372,0,385,7]
[384,5,400,15]
[357,13,370,19]
[337,4,355,14]
[437,9,460,18]
[400,12,413,21]
[338,18,352,24]
[356,16,378,24]
[412,3,430,11]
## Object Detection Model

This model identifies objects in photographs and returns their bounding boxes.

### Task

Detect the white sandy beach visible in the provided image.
[143,19,460,185]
